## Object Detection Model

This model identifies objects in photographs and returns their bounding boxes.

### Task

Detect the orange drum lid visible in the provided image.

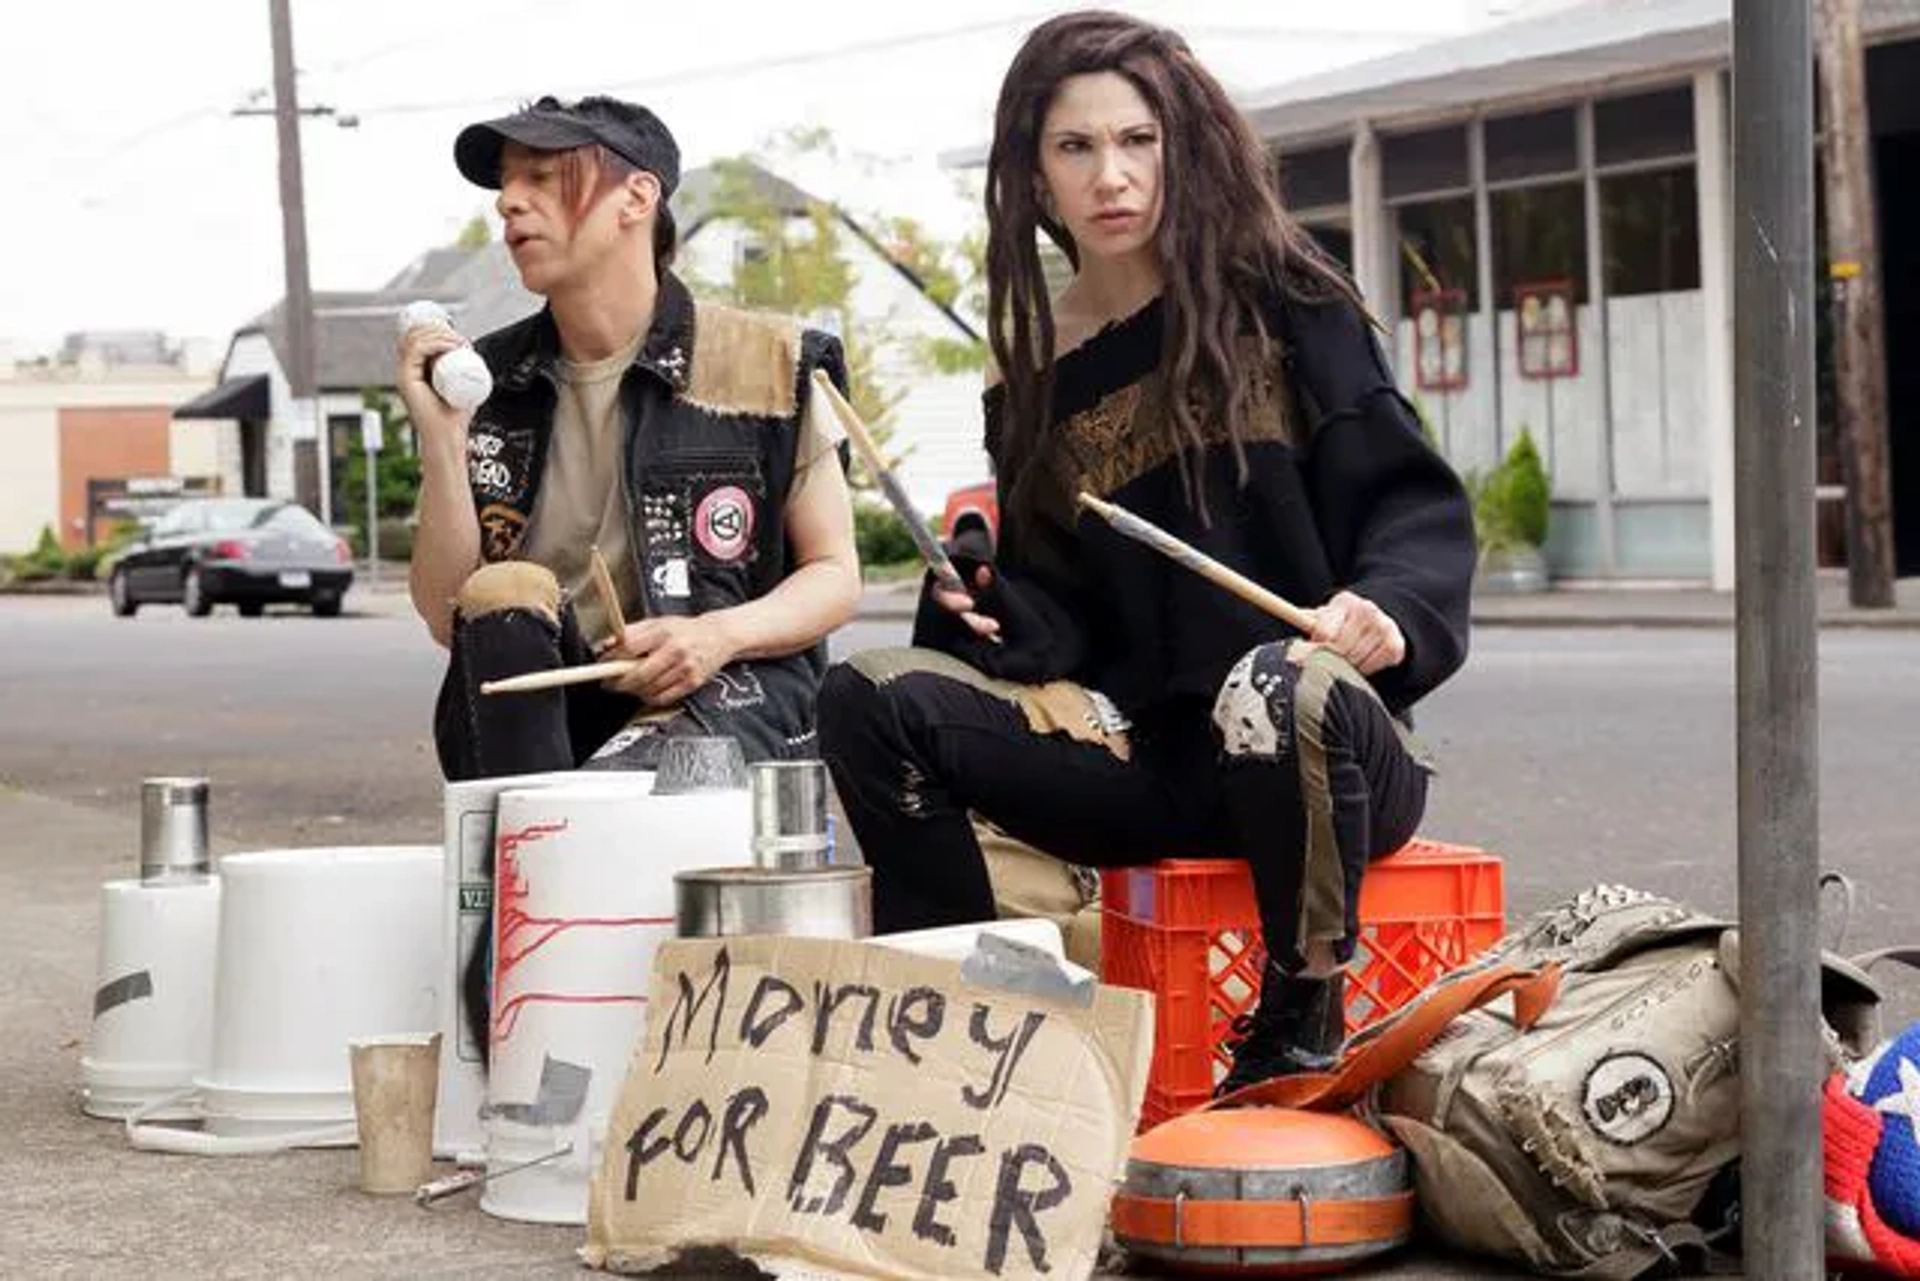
[1130,1107,1397,1172]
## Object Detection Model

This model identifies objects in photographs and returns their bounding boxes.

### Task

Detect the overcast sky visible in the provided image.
[2,0,1510,357]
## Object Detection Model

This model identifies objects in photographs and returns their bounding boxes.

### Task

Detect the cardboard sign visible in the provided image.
[584,936,1153,1280]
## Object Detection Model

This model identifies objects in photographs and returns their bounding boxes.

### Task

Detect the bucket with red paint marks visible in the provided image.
[482,776,750,1224]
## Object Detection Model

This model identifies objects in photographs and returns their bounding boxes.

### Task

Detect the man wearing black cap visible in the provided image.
[402,95,862,781]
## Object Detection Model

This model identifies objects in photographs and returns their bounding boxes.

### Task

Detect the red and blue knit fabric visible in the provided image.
[1827,1022,1920,1276]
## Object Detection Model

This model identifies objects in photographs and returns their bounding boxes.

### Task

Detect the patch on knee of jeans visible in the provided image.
[1213,644,1298,759]
[456,561,561,625]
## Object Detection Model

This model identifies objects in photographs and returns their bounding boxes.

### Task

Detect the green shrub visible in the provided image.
[1471,429,1551,552]
[8,526,66,582]
[853,502,923,568]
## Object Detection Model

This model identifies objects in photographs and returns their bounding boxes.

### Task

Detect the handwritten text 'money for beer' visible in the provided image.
[625,946,1073,1277]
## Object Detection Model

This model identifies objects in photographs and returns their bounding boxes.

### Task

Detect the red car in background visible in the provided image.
[941,481,999,555]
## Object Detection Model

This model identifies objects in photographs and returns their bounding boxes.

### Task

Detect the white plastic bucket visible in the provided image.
[81,877,222,1119]
[194,846,440,1141]
[436,770,651,1162]
[481,780,750,1224]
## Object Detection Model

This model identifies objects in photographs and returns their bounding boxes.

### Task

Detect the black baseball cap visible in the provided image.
[454,95,681,196]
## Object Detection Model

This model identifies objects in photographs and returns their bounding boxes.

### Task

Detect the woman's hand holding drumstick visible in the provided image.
[1074,491,1406,676]
[809,369,1001,644]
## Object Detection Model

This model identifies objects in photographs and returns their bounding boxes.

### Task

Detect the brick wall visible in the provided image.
[58,407,172,550]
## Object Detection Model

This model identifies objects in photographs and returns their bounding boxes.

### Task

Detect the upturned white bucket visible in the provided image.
[436,770,651,1163]
[127,846,441,1154]
[481,780,750,1225]
[81,877,222,1119]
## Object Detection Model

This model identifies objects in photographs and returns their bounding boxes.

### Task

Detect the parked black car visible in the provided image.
[108,498,354,618]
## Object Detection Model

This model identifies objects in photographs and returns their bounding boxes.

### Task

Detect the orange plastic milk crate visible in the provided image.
[1101,838,1505,1129]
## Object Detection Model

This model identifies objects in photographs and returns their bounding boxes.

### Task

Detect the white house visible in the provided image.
[189,161,989,529]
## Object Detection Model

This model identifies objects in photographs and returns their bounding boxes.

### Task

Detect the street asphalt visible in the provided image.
[4,579,1917,1277]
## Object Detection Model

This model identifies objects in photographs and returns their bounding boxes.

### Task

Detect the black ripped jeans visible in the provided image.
[817,643,1430,972]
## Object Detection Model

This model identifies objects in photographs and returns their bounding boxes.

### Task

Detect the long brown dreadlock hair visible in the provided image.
[985,10,1361,519]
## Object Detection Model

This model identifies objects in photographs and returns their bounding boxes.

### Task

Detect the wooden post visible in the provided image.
[1816,0,1897,607]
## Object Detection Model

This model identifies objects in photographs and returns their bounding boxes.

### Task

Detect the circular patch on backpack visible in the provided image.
[694,485,754,562]
[1582,1052,1675,1145]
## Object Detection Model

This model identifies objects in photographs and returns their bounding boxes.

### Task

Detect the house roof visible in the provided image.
[1242,0,1920,143]
[940,0,1920,159]
[234,289,465,391]
[672,159,982,343]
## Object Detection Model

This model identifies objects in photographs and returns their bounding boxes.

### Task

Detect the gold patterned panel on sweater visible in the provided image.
[1050,337,1294,498]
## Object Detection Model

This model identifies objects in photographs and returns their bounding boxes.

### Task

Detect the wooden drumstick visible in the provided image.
[810,368,968,594]
[589,544,627,642]
[1075,491,1321,634]
[481,659,637,696]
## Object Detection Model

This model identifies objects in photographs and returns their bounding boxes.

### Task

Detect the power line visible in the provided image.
[342,9,1061,120]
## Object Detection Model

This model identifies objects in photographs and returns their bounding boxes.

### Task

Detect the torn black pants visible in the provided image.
[817,643,1430,971]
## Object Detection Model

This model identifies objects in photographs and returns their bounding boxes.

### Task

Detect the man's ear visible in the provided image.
[620,170,662,228]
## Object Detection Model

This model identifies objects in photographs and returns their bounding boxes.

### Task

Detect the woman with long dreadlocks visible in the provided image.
[818,10,1476,1094]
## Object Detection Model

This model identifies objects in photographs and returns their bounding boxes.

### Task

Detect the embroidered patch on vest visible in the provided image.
[478,504,528,563]
[681,303,802,419]
[694,484,755,562]
[468,421,537,560]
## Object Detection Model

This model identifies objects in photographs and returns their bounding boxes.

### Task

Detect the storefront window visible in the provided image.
[1491,183,1588,306]
[1383,125,1469,199]
[1278,144,1350,212]
[1395,197,1477,314]
[1596,87,1695,167]
[1600,168,1701,296]
[1485,107,1578,183]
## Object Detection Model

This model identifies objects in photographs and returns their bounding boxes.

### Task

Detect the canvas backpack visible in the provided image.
[1221,883,1896,1279]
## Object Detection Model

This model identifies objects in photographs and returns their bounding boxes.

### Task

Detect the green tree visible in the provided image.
[337,390,423,522]
[455,214,491,249]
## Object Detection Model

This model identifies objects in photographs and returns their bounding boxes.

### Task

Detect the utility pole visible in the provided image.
[1816,0,1897,607]
[268,0,322,524]
[1733,1,1825,1276]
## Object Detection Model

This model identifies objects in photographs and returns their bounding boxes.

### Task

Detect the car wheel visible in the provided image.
[238,601,265,618]
[310,592,342,618]
[109,568,138,617]
[183,566,213,617]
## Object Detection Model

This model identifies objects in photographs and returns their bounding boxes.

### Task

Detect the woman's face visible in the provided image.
[1036,71,1164,266]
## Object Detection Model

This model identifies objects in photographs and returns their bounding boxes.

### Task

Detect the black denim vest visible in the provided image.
[463,271,849,759]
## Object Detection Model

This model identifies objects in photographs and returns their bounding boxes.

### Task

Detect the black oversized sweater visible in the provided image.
[913,290,1476,726]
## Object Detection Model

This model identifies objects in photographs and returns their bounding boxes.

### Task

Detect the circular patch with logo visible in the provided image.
[1582,1052,1675,1145]
[694,485,755,562]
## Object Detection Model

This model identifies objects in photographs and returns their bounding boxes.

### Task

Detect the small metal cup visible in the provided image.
[749,760,832,870]
[139,777,210,882]
[650,736,749,795]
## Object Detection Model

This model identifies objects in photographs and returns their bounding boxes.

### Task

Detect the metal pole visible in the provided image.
[366,445,379,589]
[1732,2,1824,1276]
[268,0,322,521]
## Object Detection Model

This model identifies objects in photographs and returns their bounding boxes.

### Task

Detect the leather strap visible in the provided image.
[1111,1189,1415,1249]
[1211,962,1563,1112]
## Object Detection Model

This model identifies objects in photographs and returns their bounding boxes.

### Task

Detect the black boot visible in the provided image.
[1215,965,1346,1098]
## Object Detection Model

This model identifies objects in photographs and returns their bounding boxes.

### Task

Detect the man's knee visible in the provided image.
[454,561,561,626]
[1212,641,1300,760]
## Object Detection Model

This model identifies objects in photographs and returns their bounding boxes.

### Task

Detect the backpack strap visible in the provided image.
[1852,945,1920,976]
[1211,962,1563,1112]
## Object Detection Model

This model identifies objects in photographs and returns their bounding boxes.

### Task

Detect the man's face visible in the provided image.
[495,142,628,295]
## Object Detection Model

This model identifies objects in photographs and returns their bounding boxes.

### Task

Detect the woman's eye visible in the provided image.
[1125,132,1158,148]
[1058,138,1089,154]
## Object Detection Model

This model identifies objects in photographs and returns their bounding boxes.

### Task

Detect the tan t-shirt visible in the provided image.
[520,335,844,645]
